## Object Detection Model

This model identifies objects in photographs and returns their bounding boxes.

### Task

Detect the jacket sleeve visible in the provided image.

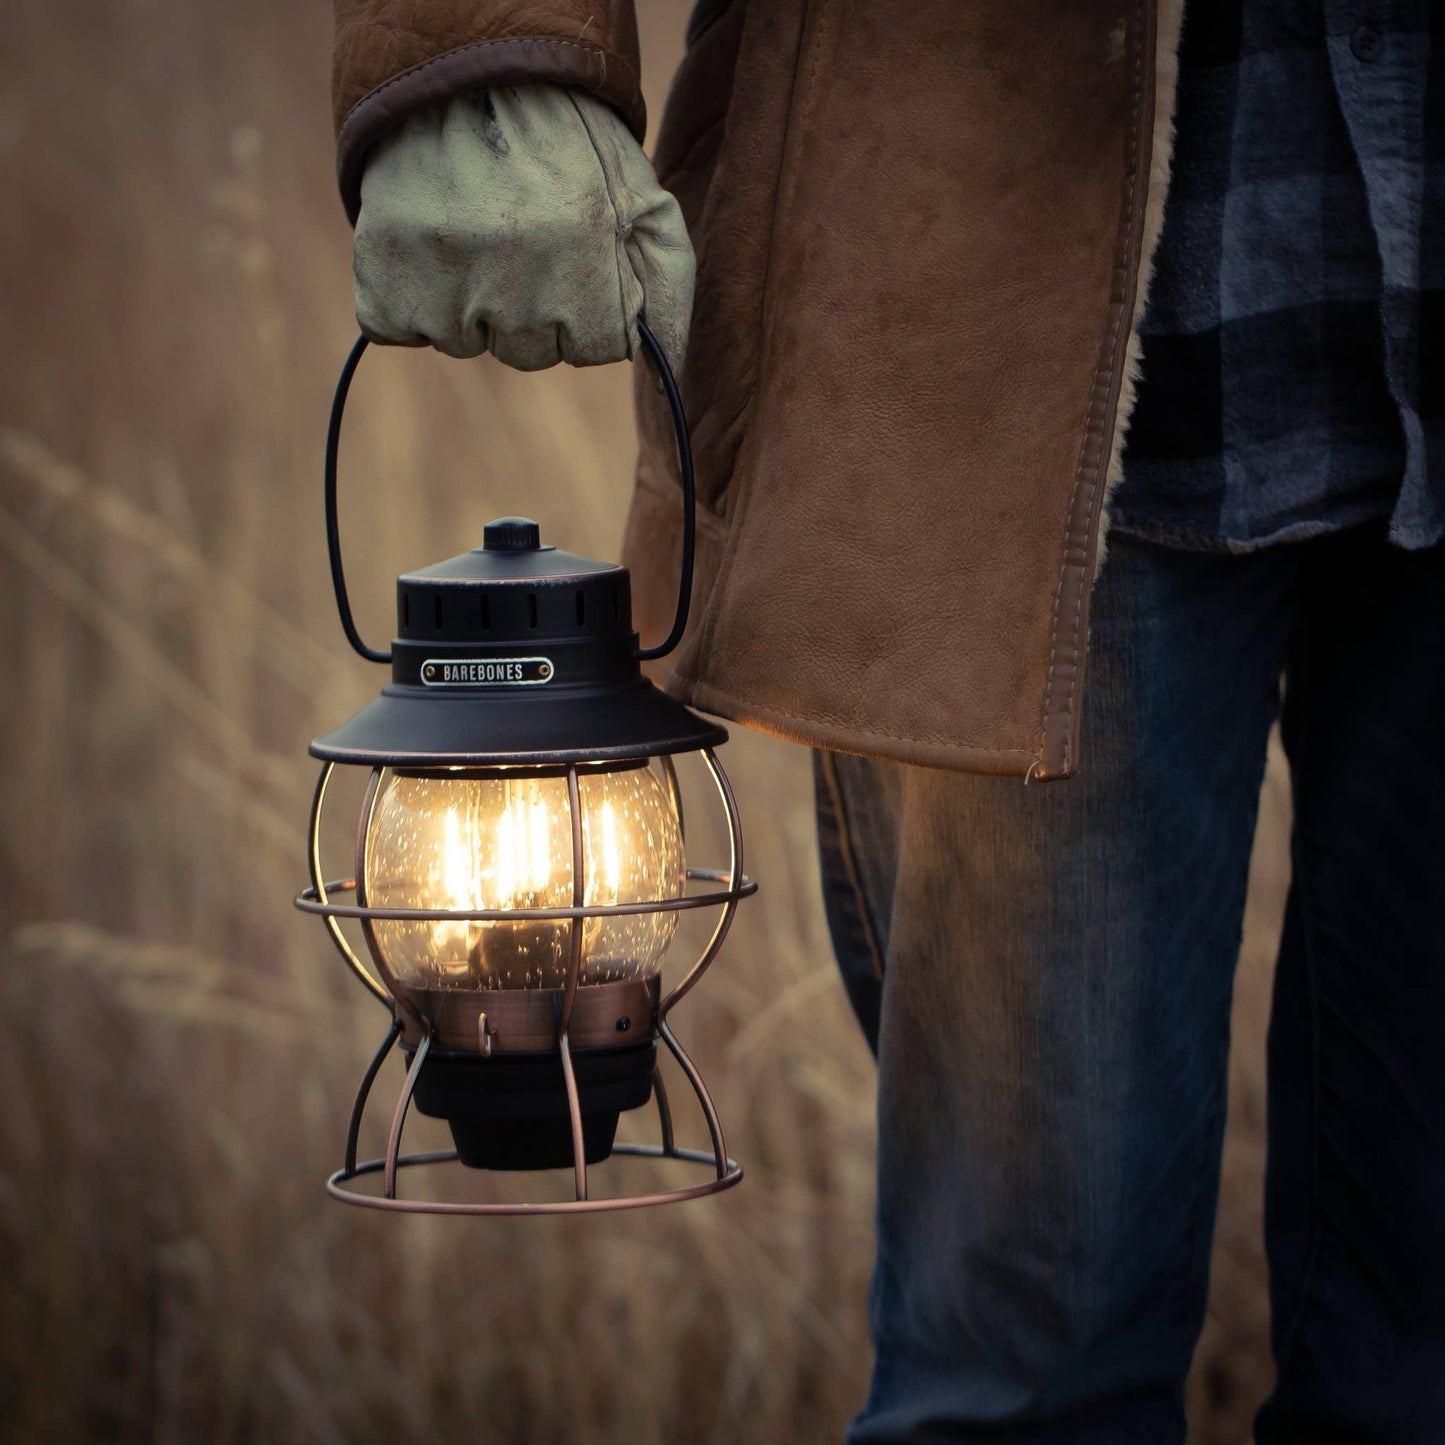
[332,0,645,223]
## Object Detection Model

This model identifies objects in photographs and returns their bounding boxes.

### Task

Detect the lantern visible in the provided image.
[296,326,755,1213]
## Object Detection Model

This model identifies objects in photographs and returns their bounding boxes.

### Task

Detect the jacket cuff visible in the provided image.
[336,36,647,225]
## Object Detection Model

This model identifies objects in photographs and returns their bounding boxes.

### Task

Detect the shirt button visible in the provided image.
[1351,24,1382,61]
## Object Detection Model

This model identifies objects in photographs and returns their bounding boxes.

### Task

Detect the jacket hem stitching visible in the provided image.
[676,674,1036,759]
[1037,0,1149,778]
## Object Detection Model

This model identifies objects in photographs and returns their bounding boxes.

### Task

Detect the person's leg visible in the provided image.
[814,532,1298,1443]
[814,747,905,1056]
[1256,528,1445,1444]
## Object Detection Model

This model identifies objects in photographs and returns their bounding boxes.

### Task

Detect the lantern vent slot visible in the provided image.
[527,594,538,629]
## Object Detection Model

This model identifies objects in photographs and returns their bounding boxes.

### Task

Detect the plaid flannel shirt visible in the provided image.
[1112,0,1443,552]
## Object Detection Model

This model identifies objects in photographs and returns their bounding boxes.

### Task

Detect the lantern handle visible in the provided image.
[323,333,390,664]
[323,321,696,666]
[632,321,696,663]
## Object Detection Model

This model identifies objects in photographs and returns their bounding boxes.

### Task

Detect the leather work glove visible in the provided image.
[353,83,694,375]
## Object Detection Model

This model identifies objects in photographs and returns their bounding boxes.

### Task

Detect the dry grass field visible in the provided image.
[0,3,1287,1441]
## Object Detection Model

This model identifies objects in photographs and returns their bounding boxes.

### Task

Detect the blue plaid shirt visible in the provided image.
[1112,1,1443,551]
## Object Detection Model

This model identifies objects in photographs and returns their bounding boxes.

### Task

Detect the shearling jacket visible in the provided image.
[332,0,1185,780]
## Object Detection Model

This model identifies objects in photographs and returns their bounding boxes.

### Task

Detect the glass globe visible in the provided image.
[360,762,685,990]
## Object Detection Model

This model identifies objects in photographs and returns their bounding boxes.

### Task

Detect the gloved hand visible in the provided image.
[353,83,694,375]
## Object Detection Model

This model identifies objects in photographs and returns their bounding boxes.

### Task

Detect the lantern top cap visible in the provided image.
[482,516,541,551]
[399,522,622,586]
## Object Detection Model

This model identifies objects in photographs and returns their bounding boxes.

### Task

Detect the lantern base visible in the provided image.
[405,1039,657,1171]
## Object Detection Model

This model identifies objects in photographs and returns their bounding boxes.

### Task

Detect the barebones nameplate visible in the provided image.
[420,657,554,687]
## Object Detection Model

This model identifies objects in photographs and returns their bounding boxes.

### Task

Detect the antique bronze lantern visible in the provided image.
[296,325,755,1213]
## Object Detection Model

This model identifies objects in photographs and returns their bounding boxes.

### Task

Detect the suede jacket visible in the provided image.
[333,0,1186,779]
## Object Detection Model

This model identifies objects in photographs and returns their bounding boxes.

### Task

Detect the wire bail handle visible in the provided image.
[323,321,697,665]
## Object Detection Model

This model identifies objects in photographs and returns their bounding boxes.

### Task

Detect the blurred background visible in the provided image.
[0,3,1288,1441]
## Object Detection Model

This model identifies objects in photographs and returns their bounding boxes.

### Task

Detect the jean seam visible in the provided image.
[1272,828,1327,1378]
[817,753,888,984]
[1169,1023,1229,1332]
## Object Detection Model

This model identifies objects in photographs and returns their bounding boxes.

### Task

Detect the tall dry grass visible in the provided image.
[0,3,1283,1441]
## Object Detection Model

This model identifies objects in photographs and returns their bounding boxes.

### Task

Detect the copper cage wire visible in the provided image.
[295,746,758,1213]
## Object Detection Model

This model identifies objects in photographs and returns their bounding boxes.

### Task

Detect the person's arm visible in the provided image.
[332,2,692,373]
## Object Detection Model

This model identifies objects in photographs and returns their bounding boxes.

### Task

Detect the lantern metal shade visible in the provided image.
[310,530,726,766]
[310,679,725,768]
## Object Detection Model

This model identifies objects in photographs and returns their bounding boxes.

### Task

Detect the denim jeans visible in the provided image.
[814,526,1445,1443]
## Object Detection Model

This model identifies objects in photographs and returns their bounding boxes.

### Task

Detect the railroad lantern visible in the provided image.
[296,327,755,1213]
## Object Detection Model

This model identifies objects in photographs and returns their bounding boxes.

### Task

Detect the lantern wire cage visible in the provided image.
[297,747,756,1212]
[296,321,756,1213]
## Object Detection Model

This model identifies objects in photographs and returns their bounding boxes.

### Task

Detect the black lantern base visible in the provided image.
[405,1039,658,1171]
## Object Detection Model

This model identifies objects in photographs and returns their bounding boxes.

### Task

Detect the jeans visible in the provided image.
[813,526,1445,1443]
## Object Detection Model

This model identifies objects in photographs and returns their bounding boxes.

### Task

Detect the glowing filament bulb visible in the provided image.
[442,805,477,906]
[435,803,480,961]
[528,795,551,893]
[492,788,554,906]
[599,799,621,903]
[494,800,516,907]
